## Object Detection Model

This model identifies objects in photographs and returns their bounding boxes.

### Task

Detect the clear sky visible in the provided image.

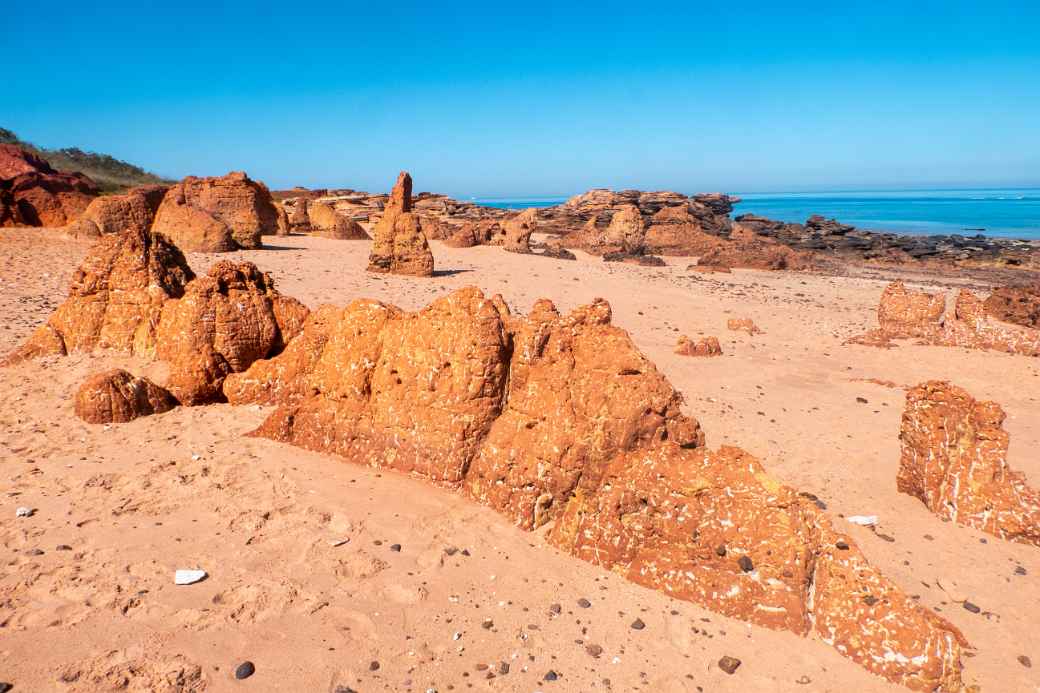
[6,1,1039,197]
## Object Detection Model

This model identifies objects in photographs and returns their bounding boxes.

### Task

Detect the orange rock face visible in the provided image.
[675,335,722,356]
[850,281,1040,356]
[983,283,1040,330]
[307,200,369,239]
[366,172,434,276]
[727,317,762,335]
[2,228,195,366]
[695,223,812,270]
[151,171,279,252]
[444,220,503,248]
[64,185,168,238]
[899,381,1040,547]
[225,287,966,690]
[155,261,309,405]
[0,144,99,227]
[74,369,177,424]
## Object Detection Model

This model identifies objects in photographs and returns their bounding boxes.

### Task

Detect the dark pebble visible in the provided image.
[498,661,510,675]
[586,644,604,658]
[234,661,255,680]
[481,619,494,629]
[962,601,981,614]
[1014,566,1027,576]
[856,397,868,404]
[1018,655,1032,668]
[444,546,458,556]
[549,603,562,615]
[863,595,878,606]
[630,618,646,630]
[835,541,849,551]
[715,545,726,557]
[56,544,73,551]
[738,556,754,572]
[544,670,559,681]
[718,656,741,674]
[369,661,380,671]
[461,549,471,556]
[0,683,11,693]
[390,544,401,552]
[577,598,591,608]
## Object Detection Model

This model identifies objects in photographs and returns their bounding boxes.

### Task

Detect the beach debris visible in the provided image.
[846,515,879,526]
[234,661,255,679]
[15,506,35,517]
[174,569,208,585]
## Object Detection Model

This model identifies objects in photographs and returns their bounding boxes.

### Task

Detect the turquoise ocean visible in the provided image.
[474,189,1040,240]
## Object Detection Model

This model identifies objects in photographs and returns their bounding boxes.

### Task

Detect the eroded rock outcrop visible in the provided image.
[2,227,195,365]
[0,144,99,227]
[502,208,536,254]
[308,200,369,240]
[155,261,309,404]
[675,335,722,356]
[366,172,434,276]
[850,281,1040,356]
[224,287,966,691]
[984,284,1040,330]
[74,369,178,423]
[64,185,168,238]
[727,318,763,335]
[152,171,279,252]
[899,381,1040,547]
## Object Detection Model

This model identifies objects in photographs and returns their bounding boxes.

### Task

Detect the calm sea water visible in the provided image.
[474,189,1040,239]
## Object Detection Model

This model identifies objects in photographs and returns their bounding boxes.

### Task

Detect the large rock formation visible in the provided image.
[899,381,1040,547]
[155,261,309,405]
[224,287,966,691]
[0,144,99,226]
[64,185,168,238]
[2,227,195,366]
[983,283,1040,330]
[850,281,1040,356]
[307,200,368,239]
[366,172,434,276]
[74,369,178,423]
[151,172,279,252]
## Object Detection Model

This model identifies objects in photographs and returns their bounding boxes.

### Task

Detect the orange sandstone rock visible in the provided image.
[64,185,168,238]
[675,335,722,356]
[74,369,177,424]
[899,380,1040,547]
[225,287,966,690]
[155,261,308,404]
[727,317,762,335]
[308,200,368,239]
[502,208,536,253]
[2,228,194,366]
[366,172,434,276]
[152,171,279,252]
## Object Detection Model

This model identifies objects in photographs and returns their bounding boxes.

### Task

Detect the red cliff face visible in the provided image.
[0,144,99,227]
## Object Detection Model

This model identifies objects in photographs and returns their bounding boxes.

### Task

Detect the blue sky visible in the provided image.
[6,1,1039,197]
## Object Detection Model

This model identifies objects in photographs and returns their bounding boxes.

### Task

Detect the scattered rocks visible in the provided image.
[726,317,762,335]
[674,335,722,357]
[718,656,742,674]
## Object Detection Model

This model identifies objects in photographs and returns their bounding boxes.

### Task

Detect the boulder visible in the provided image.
[727,318,762,335]
[444,220,503,248]
[155,261,308,404]
[274,202,290,236]
[74,369,178,423]
[563,204,645,255]
[0,144,99,227]
[288,197,310,230]
[308,200,368,239]
[675,335,722,356]
[366,172,434,276]
[64,185,168,238]
[899,381,1040,547]
[151,171,278,252]
[984,284,1040,330]
[2,227,194,365]
[502,209,536,253]
[223,287,967,690]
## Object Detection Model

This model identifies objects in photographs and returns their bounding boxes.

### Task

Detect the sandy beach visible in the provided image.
[2,228,1038,692]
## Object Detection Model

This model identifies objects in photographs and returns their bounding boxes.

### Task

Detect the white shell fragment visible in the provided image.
[15,506,35,518]
[174,569,208,585]
[846,515,879,526]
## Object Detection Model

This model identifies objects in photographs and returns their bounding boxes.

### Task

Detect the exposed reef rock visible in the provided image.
[224,286,966,691]
[152,171,279,252]
[675,335,722,356]
[64,185,168,238]
[155,261,308,405]
[2,227,194,365]
[74,369,178,423]
[899,381,1040,547]
[366,172,434,276]
[849,281,1040,356]
[0,144,99,226]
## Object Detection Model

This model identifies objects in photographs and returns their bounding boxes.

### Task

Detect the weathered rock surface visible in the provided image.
[152,171,278,252]
[225,287,966,690]
[155,261,308,404]
[64,185,168,238]
[849,281,1040,356]
[2,227,194,365]
[0,144,99,227]
[502,208,536,254]
[984,284,1040,330]
[307,200,369,239]
[899,381,1040,546]
[675,335,722,356]
[727,318,763,335]
[444,220,503,248]
[366,172,434,276]
[74,369,178,423]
